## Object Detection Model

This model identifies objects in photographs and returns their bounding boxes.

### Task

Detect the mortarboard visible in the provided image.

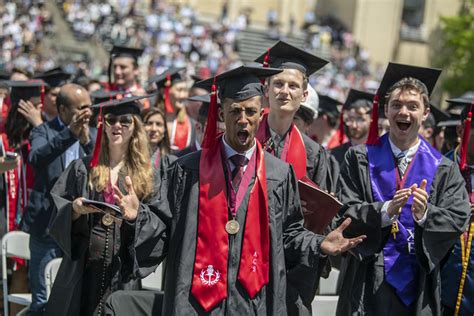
[34,67,71,88]
[110,45,144,60]
[90,89,123,104]
[367,62,442,145]
[344,89,374,110]
[446,97,473,119]
[89,95,154,168]
[377,62,441,106]
[187,93,221,105]
[429,103,450,124]
[148,67,186,114]
[7,80,47,106]
[318,94,342,117]
[254,40,329,76]
[195,65,282,148]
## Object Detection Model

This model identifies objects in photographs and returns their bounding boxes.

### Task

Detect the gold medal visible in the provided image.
[225,219,240,235]
[102,213,114,226]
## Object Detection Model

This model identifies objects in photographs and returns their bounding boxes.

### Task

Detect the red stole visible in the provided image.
[256,113,307,180]
[191,137,269,311]
[171,116,191,150]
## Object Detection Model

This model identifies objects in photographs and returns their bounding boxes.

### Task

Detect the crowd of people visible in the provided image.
[0,2,473,316]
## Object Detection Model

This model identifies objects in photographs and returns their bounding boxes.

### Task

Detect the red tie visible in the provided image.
[230,154,248,191]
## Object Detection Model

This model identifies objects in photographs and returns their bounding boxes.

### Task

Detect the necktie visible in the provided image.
[397,152,409,178]
[230,154,248,191]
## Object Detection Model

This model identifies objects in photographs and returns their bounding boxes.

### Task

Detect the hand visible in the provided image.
[411,179,428,221]
[387,188,412,218]
[320,218,367,256]
[79,124,90,145]
[0,156,20,173]
[69,109,91,138]
[72,197,99,220]
[114,176,139,221]
[18,99,43,127]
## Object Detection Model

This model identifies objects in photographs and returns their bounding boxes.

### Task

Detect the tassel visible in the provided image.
[164,73,174,113]
[90,105,103,168]
[459,103,473,171]
[338,111,345,145]
[260,48,271,84]
[201,77,218,149]
[40,83,45,108]
[366,94,380,145]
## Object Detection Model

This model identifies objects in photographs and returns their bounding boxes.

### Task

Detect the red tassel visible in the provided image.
[90,106,103,168]
[338,111,345,145]
[40,84,45,108]
[366,94,380,145]
[202,77,218,149]
[260,48,271,84]
[459,103,473,171]
[164,73,174,113]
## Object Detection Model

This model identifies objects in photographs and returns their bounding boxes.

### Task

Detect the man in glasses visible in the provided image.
[22,83,96,315]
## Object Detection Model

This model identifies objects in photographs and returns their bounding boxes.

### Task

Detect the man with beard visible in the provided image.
[104,65,365,315]
[331,89,374,165]
[335,63,471,315]
[149,67,195,151]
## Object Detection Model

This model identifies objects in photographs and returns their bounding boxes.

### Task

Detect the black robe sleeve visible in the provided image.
[49,159,90,260]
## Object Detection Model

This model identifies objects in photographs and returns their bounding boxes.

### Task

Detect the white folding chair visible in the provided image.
[319,268,340,295]
[141,263,163,291]
[2,231,32,316]
[312,295,339,316]
[45,258,62,300]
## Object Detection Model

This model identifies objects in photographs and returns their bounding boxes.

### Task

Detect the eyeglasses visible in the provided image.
[104,114,133,127]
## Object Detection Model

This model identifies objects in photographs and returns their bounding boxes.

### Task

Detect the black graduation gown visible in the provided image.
[334,144,471,316]
[45,157,153,316]
[128,150,325,315]
[330,142,351,166]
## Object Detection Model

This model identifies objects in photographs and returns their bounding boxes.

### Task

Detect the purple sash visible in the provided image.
[367,133,442,306]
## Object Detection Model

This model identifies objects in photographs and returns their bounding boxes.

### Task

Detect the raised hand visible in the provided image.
[79,123,90,145]
[114,176,139,221]
[411,179,428,220]
[18,99,43,127]
[321,218,366,256]
[69,108,91,138]
[387,187,413,218]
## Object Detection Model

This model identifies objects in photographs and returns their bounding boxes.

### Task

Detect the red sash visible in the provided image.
[172,117,191,150]
[256,113,307,180]
[191,137,269,311]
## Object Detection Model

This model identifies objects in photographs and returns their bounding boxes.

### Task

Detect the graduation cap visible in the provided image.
[254,41,329,76]
[344,89,374,110]
[318,94,342,117]
[187,93,221,105]
[366,62,442,145]
[34,67,71,88]
[429,104,450,124]
[446,97,473,119]
[195,65,282,148]
[90,89,123,104]
[148,67,186,114]
[7,80,47,106]
[108,45,144,86]
[89,95,153,168]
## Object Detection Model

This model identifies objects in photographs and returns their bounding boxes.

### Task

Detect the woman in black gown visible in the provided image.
[45,97,155,316]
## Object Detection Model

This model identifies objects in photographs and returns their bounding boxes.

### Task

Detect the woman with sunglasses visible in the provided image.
[45,96,155,316]
[141,108,171,168]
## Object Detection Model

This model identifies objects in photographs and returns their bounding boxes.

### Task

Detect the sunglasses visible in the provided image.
[104,114,134,127]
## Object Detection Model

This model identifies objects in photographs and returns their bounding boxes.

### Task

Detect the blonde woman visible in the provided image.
[45,96,155,316]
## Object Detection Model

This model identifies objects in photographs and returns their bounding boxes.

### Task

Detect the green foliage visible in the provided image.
[432,0,474,96]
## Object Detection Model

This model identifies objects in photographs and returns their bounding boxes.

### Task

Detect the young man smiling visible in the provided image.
[335,63,471,315]
[103,65,365,315]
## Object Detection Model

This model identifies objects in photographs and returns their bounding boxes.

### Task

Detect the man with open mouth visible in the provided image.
[335,62,471,315]
[103,65,366,315]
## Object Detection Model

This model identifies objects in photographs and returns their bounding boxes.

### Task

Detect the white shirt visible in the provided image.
[381,137,427,227]
[222,135,256,173]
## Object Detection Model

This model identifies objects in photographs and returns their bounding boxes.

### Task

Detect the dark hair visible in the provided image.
[350,99,372,113]
[141,108,171,156]
[386,77,429,108]
[5,96,35,149]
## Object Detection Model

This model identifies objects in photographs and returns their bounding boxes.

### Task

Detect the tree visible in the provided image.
[432,0,474,96]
